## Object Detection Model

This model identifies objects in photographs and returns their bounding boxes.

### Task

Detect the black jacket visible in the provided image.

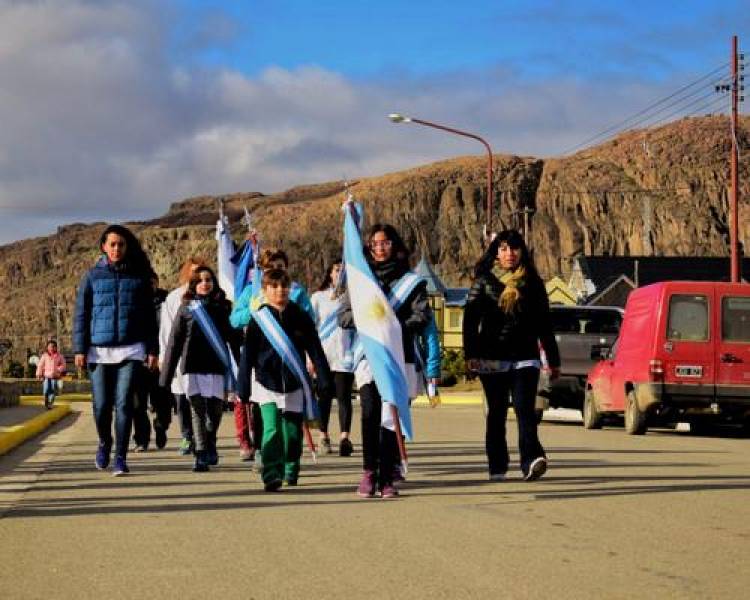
[159,296,239,387]
[237,302,334,402]
[338,259,432,363]
[462,270,560,367]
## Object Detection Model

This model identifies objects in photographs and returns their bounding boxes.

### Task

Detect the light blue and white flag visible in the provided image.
[254,306,319,424]
[216,212,237,301]
[188,300,238,391]
[342,201,413,440]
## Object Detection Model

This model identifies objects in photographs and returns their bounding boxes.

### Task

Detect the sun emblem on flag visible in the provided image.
[367,299,388,321]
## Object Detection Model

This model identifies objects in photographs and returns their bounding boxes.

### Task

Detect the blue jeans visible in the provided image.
[480,368,544,476]
[90,360,138,459]
[42,378,59,400]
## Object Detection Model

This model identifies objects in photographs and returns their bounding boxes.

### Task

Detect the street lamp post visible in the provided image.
[388,113,494,235]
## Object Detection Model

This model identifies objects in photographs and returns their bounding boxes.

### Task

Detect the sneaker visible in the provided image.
[95,443,111,470]
[380,483,399,499]
[239,443,254,461]
[178,438,193,456]
[489,472,507,482]
[339,437,353,457]
[356,470,376,498]
[112,456,129,477]
[154,426,167,450]
[320,437,333,455]
[193,452,210,473]
[133,444,148,453]
[44,396,54,410]
[284,477,298,486]
[264,478,283,492]
[524,457,548,482]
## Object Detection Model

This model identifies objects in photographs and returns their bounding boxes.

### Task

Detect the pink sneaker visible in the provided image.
[380,483,399,499]
[356,470,376,498]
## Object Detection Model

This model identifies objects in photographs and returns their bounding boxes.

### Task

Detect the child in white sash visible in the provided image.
[160,266,237,472]
[237,269,334,492]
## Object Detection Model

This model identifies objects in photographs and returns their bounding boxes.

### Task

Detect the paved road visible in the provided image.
[1,404,748,599]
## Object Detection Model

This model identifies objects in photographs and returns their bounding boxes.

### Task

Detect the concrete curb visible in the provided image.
[20,393,91,403]
[412,393,482,406]
[0,402,73,456]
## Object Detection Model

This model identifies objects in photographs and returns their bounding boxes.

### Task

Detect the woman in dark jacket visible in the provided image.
[339,224,432,499]
[463,230,560,482]
[73,224,158,476]
[160,266,237,472]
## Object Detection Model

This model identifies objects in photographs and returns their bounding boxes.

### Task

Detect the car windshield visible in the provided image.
[667,295,709,341]
[722,297,750,342]
[551,310,622,334]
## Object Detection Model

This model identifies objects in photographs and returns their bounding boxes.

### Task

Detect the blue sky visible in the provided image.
[0,0,747,244]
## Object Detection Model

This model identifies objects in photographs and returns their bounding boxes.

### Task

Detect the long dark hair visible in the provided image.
[183,266,226,303]
[318,258,342,291]
[366,223,410,270]
[99,224,153,276]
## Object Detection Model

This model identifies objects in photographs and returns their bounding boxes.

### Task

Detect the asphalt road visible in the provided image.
[1,404,748,599]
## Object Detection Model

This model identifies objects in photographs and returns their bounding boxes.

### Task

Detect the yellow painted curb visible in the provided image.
[412,393,482,406]
[20,393,91,403]
[0,403,73,456]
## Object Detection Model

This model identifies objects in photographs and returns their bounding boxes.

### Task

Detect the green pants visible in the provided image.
[260,403,303,484]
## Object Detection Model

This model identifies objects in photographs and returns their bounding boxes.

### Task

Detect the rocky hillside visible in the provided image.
[1,115,748,357]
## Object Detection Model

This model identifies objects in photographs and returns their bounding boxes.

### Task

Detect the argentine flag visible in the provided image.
[216,213,237,301]
[343,201,413,440]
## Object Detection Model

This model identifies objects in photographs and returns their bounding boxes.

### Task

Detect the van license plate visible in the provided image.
[675,365,703,377]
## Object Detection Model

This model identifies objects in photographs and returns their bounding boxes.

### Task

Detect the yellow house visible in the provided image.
[414,257,468,351]
[545,276,577,306]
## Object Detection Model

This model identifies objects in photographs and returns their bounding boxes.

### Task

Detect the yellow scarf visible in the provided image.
[493,265,526,314]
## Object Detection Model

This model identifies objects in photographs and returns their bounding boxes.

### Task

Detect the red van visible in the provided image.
[584,281,750,434]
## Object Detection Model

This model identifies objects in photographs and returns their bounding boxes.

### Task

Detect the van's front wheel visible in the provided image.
[582,389,603,429]
[624,389,648,435]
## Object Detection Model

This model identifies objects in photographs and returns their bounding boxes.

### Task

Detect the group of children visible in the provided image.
[73,217,557,495]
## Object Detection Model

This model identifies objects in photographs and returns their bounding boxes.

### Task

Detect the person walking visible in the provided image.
[160,266,238,472]
[462,230,560,482]
[310,259,355,456]
[230,247,314,462]
[132,272,172,451]
[73,224,158,476]
[160,257,208,456]
[36,340,66,409]
[340,224,431,499]
[237,269,333,491]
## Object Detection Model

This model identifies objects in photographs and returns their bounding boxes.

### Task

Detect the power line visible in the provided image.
[562,62,730,155]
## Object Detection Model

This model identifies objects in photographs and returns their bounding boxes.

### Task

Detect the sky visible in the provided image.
[0,0,747,244]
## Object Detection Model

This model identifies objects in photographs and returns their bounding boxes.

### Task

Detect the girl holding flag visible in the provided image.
[311,259,355,456]
[340,222,432,499]
[237,269,334,491]
[160,266,238,472]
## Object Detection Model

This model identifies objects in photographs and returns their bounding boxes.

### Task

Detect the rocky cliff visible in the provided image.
[1,115,748,358]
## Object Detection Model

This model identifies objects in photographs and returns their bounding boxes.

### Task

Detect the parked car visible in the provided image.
[584,281,750,434]
[536,305,624,418]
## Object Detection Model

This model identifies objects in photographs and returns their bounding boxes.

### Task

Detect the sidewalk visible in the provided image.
[0,397,74,456]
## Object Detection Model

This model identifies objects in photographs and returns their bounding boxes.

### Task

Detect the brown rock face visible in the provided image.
[1,116,748,359]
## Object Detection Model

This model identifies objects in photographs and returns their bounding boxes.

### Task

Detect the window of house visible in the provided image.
[449,310,462,329]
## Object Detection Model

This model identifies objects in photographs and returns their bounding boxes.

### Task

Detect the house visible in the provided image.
[414,257,468,350]
[570,256,750,307]
[545,276,577,306]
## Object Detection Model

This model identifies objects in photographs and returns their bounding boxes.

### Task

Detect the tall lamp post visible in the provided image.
[388,113,495,235]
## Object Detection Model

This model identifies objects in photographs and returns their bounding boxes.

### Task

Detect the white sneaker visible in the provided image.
[489,472,507,482]
[524,457,547,481]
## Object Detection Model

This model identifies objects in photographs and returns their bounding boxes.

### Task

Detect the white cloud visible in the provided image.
[0,0,725,244]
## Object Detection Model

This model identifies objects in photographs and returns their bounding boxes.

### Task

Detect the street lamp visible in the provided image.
[388,113,494,234]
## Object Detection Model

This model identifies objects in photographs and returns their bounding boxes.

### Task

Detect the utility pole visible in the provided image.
[730,35,741,282]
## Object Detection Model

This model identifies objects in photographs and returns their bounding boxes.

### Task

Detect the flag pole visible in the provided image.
[389,403,409,475]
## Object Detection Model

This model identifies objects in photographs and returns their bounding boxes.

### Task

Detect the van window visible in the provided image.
[667,295,709,341]
[722,297,750,342]
[550,309,622,335]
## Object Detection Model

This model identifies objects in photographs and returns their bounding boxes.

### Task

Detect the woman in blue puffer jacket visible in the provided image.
[73,224,158,476]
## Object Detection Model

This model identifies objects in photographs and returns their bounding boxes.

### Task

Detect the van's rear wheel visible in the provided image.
[583,389,603,429]
[624,389,647,435]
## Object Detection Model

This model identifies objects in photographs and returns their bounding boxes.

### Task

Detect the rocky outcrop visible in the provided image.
[0,115,748,359]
